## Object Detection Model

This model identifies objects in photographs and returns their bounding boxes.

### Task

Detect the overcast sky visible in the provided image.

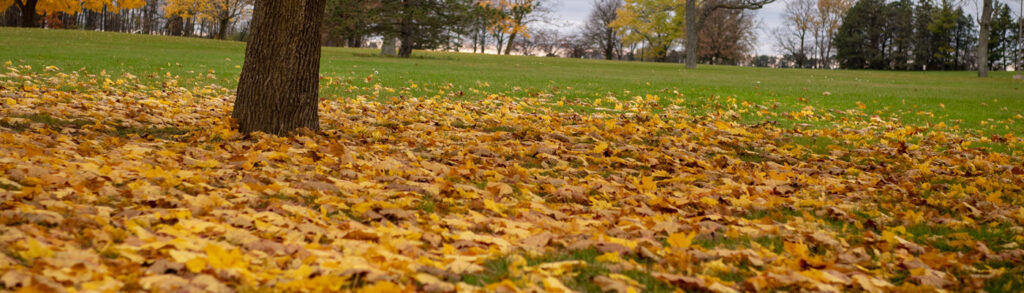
[545,0,1024,57]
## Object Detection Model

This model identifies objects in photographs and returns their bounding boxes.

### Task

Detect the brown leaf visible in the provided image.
[593,276,633,293]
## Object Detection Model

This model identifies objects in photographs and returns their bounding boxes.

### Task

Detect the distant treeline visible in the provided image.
[833,0,1020,71]
[2,0,1021,71]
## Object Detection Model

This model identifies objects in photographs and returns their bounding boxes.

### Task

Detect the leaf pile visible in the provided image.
[1,64,1023,292]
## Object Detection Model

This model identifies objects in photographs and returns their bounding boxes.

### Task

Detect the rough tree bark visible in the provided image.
[398,30,414,57]
[504,31,518,55]
[381,37,397,56]
[396,0,414,58]
[15,0,38,27]
[232,0,326,135]
[217,18,230,40]
[977,0,992,78]
[167,15,183,36]
[604,29,616,60]
[3,5,21,27]
[685,0,697,68]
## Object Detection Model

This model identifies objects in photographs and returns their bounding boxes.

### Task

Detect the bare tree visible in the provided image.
[684,0,776,68]
[516,30,539,55]
[583,0,623,60]
[775,0,816,68]
[560,32,593,58]
[532,28,562,56]
[813,0,853,68]
[699,8,755,64]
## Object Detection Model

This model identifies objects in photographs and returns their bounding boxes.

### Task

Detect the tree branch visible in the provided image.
[697,0,776,32]
[707,0,775,11]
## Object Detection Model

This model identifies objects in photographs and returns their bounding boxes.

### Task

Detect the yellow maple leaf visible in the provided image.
[19,238,53,261]
[483,199,506,216]
[593,141,609,154]
[667,231,697,249]
[204,244,244,270]
[783,241,809,258]
[640,176,657,192]
[700,197,718,206]
[186,258,207,273]
[595,252,622,263]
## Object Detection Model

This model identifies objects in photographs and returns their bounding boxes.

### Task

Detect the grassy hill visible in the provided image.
[2,27,1022,134]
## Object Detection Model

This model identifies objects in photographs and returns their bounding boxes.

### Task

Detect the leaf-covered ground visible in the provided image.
[1,63,1024,292]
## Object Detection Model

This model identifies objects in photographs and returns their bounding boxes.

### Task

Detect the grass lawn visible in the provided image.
[2,27,1022,135]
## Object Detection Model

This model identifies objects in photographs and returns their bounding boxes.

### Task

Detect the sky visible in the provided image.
[545,0,1024,57]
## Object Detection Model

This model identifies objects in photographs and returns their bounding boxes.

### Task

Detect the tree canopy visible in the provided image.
[609,0,685,62]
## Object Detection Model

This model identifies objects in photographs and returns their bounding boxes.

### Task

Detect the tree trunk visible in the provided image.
[1019,0,1024,77]
[184,17,193,36]
[143,1,154,34]
[684,0,698,69]
[168,15,183,36]
[218,18,230,40]
[398,20,413,58]
[798,31,806,68]
[479,30,487,53]
[233,0,326,135]
[504,32,517,55]
[977,0,992,77]
[85,9,96,30]
[381,37,397,56]
[396,0,414,58]
[3,5,20,26]
[347,36,361,47]
[18,0,38,27]
[604,30,614,60]
[398,39,413,58]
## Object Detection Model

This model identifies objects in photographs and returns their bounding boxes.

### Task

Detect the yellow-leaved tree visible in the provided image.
[481,0,547,55]
[164,0,251,39]
[1,0,145,27]
[609,0,685,62]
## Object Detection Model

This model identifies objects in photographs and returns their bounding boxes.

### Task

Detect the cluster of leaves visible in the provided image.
[0,0,146,16]
[608,0,686,61]
[163,0,251,23]
[1,62,1023,292]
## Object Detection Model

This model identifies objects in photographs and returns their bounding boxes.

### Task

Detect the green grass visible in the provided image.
[1,27,1023,135]
[904,223,1023,253]
[1,113,188,140]
[985,266,1024,293]
[461,249,674,292]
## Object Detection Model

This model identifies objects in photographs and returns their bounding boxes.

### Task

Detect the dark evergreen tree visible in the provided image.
[374,0,472,58]
[950,7,976,70]
[323,0,376,47]
[927,1,958,70]
[886,0,915,70]
[912,0,938,70]
[834,0,888,69]
[987,2,1013,70]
